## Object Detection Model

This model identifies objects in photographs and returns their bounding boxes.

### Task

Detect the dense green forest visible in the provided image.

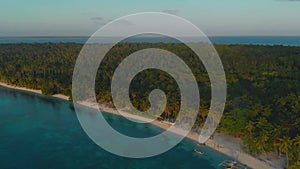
[0,43,299,168]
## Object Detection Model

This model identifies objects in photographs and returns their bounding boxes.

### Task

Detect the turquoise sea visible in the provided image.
[0,86,227,169]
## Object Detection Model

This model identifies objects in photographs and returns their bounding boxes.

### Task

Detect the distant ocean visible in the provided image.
[0,36,300,46]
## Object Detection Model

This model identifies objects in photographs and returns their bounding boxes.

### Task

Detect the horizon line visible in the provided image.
[1,35,300,39]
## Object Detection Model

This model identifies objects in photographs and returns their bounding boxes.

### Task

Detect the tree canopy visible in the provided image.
[0,43,299,168]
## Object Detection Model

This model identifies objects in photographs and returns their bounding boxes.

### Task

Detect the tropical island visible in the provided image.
[0,43,299,169]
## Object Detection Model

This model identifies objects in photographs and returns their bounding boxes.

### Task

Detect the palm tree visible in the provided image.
[289,162,300,169]
[260,131,269,153]
[262,132,269,141]
[255,139,265,154]
[293,135,300,149]
[272,127,282,156]
[246,121,255,133]
[293,135,300,161]
[279,136,292,168]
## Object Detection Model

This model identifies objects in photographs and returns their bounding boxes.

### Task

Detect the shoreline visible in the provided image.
[0,82,281,169]
[0,82,69,100]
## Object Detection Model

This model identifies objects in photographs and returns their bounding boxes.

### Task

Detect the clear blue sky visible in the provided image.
[0,0,300,36]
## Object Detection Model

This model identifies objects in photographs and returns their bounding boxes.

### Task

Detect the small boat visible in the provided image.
[194,149,204,155]
[197,143,206,147]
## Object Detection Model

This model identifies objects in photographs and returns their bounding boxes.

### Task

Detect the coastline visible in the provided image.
[0,82,69,100]
[0,82,281,169]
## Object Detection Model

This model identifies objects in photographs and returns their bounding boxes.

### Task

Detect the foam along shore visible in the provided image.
[0,82,282,169]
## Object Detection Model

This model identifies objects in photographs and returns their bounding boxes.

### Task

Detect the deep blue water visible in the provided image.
[0,86,227,169]
[0,36,300,46]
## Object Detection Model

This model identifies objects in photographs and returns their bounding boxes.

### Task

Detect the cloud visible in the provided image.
[90,17,103,21]
[107,19,134,25]
[161,9,179,15]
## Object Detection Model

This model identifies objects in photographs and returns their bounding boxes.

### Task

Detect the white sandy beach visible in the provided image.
[75,100,284,169]
[0,82,283,169]
[0,82,43,94]
[0,82,69,100]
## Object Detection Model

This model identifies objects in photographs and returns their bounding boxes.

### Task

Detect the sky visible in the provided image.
[0,0,300,36]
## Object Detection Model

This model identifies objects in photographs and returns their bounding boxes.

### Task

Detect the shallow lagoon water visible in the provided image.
[0,86,227,169]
